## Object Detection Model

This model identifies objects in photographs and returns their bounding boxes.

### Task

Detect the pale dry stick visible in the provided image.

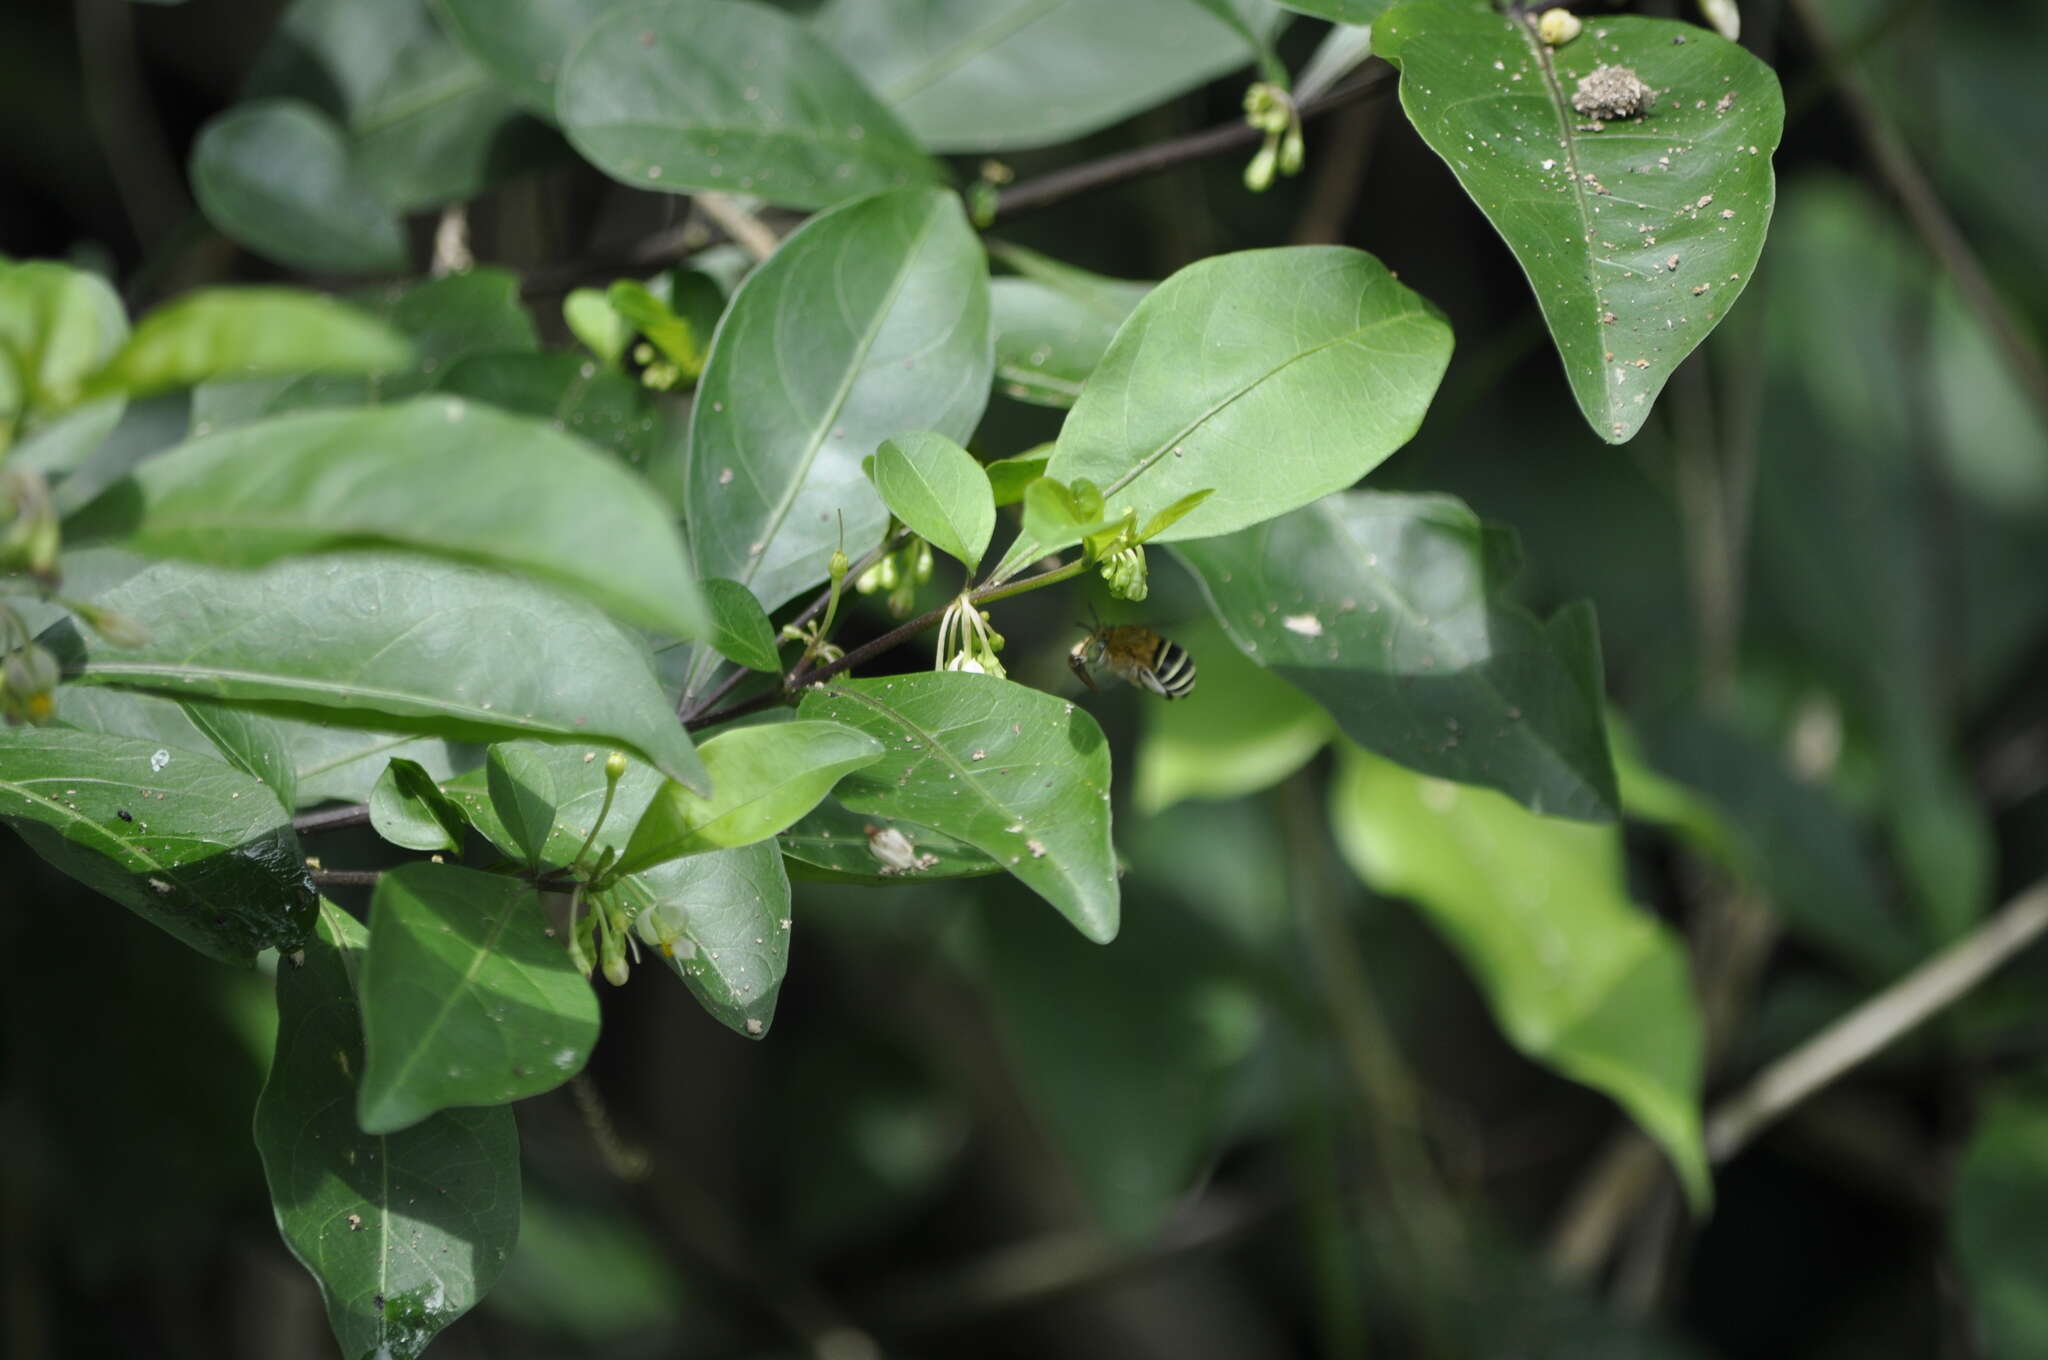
[694,192,781,263]
[429,204,475,277]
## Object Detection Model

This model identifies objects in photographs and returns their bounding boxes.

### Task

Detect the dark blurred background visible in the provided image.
[6,0,2048,1356]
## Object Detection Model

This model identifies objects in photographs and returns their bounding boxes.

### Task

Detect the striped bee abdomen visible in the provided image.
[1146,636,1197,699]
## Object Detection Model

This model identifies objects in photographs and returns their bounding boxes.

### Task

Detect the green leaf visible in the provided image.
[703,578,782,672]
[73,396,708,640]
[779,797,1000,883]
[563,288,634,366]
[558,0,940,211]
[1374,3,1782,442]
[1955,1089,2048,1359]
[486,745,560,866]
[1331,744,1708,1207]
[82,289,412,401]
[55,685,299,811]
[357,864,600,1132]
[1175,490,1621,822]
[798,674,1119,942]
[255,902,519,1359]
[0,259,128,430]
[1021,475,1120,547]
[1134,623,1332,814]
[624,841,791,1037]
[984,448,1050,508]
[435,351,669,482]
[370,756,470,852]
[1274,0,1388,19]
[437,0,638,115]
[0,725,316,963]
[287,720,472,808]
[865,432,996,573]
[987,245,1151,409]
[812,0,1285,152]
[188,100,409,275]
[617,720,885,875]
[605,280,707,378]
[56,553,708,791]
[688,186,992,613]
[991,246,1452,578]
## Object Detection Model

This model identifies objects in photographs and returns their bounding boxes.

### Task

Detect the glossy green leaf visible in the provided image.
[1275,0,1387,20]
[255,902,519,1359]
[437,0,638,114]
[1134,623,1333,815]
[0,725,316,963]
[558,0,940,211]
[370,756,470,852]
[1955,1090,2048,1359]
[779,796,1000,883]
[55,553,708,791]
[73,396,707,640]
[1176,490,1620,822]
[704,578,782,672]
[188,100,408,275]
[984,448,1050,508]
[443,741,792,1036]
[0,259,128,431]
[1331,744,1708,1206]
[435,351,669,481]
[486,745,559,865]
[288,720,473,808]
[688,186,992,614]
[55,685,299,812]
[988,245,1151,408]
[865,432,995,572]
[617,720,884,874]
[991,246,1452,579]
[798,673,1119,942]
[1374,2,1783,442]
[357,864,599,1132]
[83,289,411,401]
[811,0,1284,152]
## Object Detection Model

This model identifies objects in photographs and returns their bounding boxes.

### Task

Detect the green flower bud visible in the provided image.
[602,930,630,987]
[967,180,1000,229]
[605,750,628,780]
[1537,7,1584,44]
[1279,122,1305,177]
[1244,139,1278,194]
[911,540,934,584]
[854,561,887,595]
[1101,546,1149,602]
[829,547,851,583]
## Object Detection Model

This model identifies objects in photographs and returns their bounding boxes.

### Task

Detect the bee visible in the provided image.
[1069,625,1197,700]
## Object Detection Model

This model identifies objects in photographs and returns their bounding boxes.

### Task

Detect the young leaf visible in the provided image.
[703,579,782,673]
[990,246,1452,578]
[865,432,996,573]
[1021,476,1121,547]
[797,674,1120,943]
[988,246,1151,408]
[55,553,709,792]
[558,0,940,211]
[1174,490,1621,822]
[1331,744,1708,1208]
[0,259,129,429]
[357,864,600,1133]
[72,396,707,640]
[486,745,559,866]
[1374,2,1783,442]
[605,280,705,377]
[188,100,409,275]
[1133,623,1333,815]
[82,288,411,400]
[623,841,792,1037]
[616,720,885,875]
[0,725,315,963]
[688,186,992,614]
[369,756,470,853]
[255,902,519,1359]
[563,288,634,366]
[985,448,1050,508]
[811,0,1285,152]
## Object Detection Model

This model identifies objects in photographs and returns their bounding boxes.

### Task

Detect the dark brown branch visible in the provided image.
[308,868,382,888]
[294,803,371,835]
[991,65,1396,225]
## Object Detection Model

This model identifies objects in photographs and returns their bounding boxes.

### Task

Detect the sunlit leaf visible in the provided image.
[83,289,411,401]
[703,579,782,673]
[0,259,128,431]
[866,432,996,573]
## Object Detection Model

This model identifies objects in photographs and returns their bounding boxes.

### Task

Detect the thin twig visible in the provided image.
[294,803,371,835]
[991,66,1397,224]
[308,868,382,889]
[1787,0,2048,431]
[693,192,781,262]
[1704,876,2048,1161]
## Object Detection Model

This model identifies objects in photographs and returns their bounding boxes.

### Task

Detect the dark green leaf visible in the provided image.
[798,674,1119,942]
[624,840,791,1037]
[812,0,1284,152]
[558,0,940,211]
[1954,1089,2048,1359]
[437,0,638,114]
[486,745,560,865]
[435,351,670,481]
[988,246,1150,409]
[74,396,708,640]
[617,720,884,875]
[188,100,409,275]
[704,578,782,673]
[990,246,1452,578]
[779,796,1000,883]
[57,553,708,791]
[287,720,474,808]
[1331,744,1708,1206]
[0,725,314,963]
[1133,622,1332,814]
[865,432,995,572]
[357,864,600,1132]
[1176,490,1620,822]
[255,902,519,1359]
[83,289,411,401]
[370,756,470,852]
[1374,2,1782,442]
[688,186,992,614]
[1274,0,1387,20]
[55,685,299,811]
